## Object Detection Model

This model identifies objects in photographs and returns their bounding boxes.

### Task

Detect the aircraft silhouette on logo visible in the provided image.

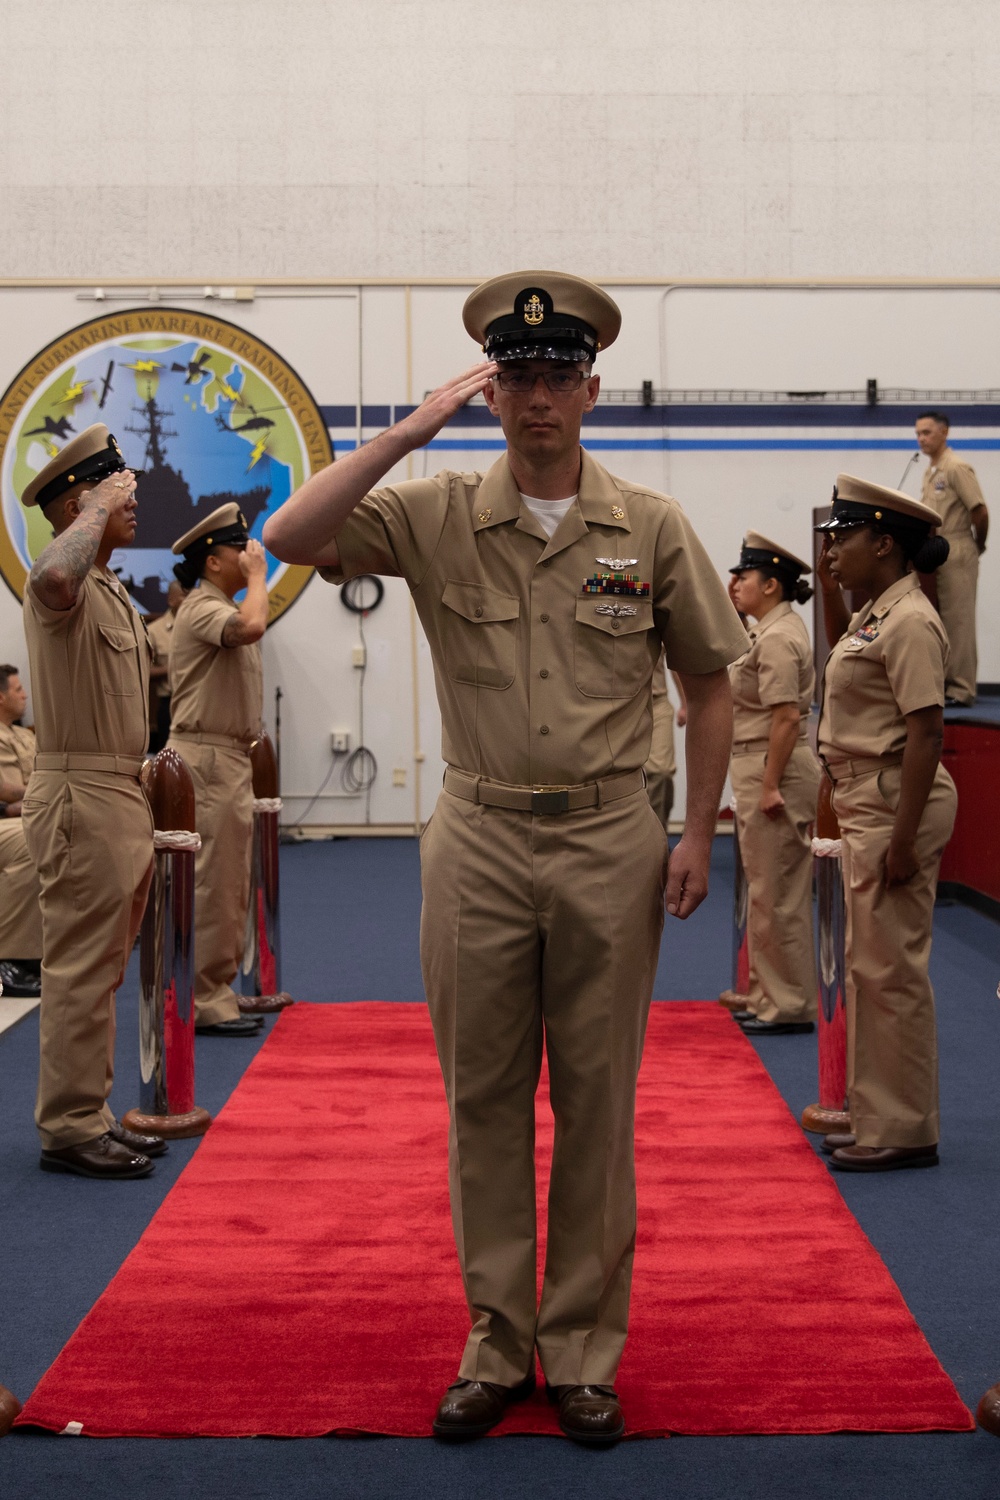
[25,415,75,442]
[97,359,115,409]
[171,351,212,385]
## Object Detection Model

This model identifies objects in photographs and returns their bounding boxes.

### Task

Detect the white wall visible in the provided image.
[1,282,998,828]
[2,0,1000,280]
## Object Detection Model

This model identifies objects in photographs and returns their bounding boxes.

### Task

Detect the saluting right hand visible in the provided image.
[81,469,137,519]
[238,538,268,581]
[815,540,840,595]
[398,362,499,449]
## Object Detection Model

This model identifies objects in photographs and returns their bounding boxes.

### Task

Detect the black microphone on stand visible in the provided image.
[897,451,920,489]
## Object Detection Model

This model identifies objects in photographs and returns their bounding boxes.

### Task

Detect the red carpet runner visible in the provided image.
[18,1002,972,1438]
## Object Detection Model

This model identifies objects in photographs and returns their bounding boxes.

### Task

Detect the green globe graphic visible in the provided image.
[4,327,318,614]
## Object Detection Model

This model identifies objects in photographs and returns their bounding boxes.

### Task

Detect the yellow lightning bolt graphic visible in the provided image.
[58,380,91,403]
[125,359,164,373]
[44,439,59,457]
[247,435,269,470]
[214,377,246,405]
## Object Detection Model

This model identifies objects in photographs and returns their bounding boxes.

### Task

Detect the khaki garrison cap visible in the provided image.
[171,502,249,560]
[816,474,941,533]
[463,270,621,363]
[21,423,127,510]
[730,530,812,578]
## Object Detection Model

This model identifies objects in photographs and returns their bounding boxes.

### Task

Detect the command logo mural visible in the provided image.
[0,309,333,620]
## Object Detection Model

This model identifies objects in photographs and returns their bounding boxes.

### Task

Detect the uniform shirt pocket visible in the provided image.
[441,581,520,690]
[574,597,656,698]
[99,624,140,696]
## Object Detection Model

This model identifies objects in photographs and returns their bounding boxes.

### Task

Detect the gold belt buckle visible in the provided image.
[530,785,570,815]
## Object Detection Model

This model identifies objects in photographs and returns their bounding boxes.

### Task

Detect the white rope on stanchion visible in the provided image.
[253,797,283,813]
[812,837,843,858]
[153,829,202,852]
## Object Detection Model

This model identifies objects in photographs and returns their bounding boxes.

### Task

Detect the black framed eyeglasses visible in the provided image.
[493,368,590,394]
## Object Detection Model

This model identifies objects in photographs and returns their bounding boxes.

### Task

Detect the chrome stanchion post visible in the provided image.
[239,732,293,1013]
[123,749,211,1140]
[801,778,850,1135]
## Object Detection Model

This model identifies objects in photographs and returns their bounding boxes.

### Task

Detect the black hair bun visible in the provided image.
[173,558,200,589]
[913,534,950,573]
[793,578,814,605]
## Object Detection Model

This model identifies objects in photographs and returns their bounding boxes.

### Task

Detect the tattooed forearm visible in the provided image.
[29,501,110,612]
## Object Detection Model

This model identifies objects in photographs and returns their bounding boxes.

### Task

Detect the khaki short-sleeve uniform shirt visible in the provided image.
[322,450,748,784]
[169,581,263,743]
[818,574,947,761]
[146,611,175,699]
[0,721,35,791]
[920,447,985,539]
[730,602,814,744]
[22,567,150,755]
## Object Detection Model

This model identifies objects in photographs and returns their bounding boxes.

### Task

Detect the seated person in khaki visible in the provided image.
[0,663,42,997]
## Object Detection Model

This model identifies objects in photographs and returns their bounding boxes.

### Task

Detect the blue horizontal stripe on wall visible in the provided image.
[322,402,1000,430]
[330,437,1000,454]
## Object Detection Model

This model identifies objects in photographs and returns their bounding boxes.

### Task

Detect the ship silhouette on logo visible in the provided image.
[118,394,271,614]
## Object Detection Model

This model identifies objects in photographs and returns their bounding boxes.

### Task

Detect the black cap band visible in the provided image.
[179,518,249,564]
[36,438,126,511]
[729,545,803,582]
[815,496,932,535]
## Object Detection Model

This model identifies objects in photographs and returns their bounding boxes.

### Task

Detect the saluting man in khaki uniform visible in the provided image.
[167,505,269,1037]
[916,410,989,706]
[0,664,42,998]
[264,271,747,1445]
[18,424,165,1180]
[726,534,821,1036]
[815,475,957,1172]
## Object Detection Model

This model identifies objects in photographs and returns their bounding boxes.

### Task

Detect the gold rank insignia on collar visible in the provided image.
[478,509,492,523]
[611,506,625,520]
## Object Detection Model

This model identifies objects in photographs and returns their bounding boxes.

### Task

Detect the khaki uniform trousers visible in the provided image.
[730,744,821,1023]
[21,772,153,1149]
[170,740,253,1026]
[0,819,42,960]
[832,763,957,1149]
[644,694,676,831]
[936,536,979,703]
[419,786,668,1389]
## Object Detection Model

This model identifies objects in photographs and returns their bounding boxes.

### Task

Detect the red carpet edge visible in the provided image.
[16,1001,974,1439]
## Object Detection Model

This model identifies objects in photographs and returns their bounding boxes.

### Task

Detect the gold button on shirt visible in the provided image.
[321,450,748,782]
[920,446,985,539]
[22,567,151,756]
[168,580,263,743]
[730,602,814,744]
[0,721,36,792]
[818,573,948,761]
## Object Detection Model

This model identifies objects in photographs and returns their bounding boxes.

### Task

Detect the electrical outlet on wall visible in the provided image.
[352,644,366,668]
[392,767,407,786]
[331,731,350,753]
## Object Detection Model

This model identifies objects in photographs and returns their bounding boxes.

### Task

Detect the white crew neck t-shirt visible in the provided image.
[519,493,577,538]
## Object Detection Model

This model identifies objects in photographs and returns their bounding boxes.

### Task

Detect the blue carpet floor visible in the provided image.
[2,835,999,1500]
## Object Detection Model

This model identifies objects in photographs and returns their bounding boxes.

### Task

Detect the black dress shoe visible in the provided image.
[830,1143,938,1172]
[432,1374,536,1439]
[0,960,42,998]
[821,1131,856,1154]
[739,1017,815,1035]
[547,1384,625,1445]
[195,1016,264,1036]
[731,1009,757,1023]
[109,1118,168,1158]
[40,1131,154,1179]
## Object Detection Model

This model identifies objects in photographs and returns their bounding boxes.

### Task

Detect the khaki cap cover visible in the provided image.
[171,502,247,556]
[825,473,941,528]
[463,270,621,355]
[21,422,124,508]
[737,530,812,574]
